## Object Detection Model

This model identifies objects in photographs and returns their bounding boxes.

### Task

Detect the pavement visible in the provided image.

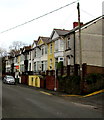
[18,83,104,112]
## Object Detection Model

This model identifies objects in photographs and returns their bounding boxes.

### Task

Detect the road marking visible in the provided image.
[40,91,52,96]
[82,89,104,98]
[61,89,104,98]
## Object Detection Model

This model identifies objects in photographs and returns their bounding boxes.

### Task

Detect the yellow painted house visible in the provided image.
[47,40,55,70]
[37,37,44,46]
[47,28,70,70]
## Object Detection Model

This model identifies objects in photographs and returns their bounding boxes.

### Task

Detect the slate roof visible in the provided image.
[24,46,31,51]
[38,36,50,44]
[22,45,32,53]
[46,38,52,44]
[54,29,70,36]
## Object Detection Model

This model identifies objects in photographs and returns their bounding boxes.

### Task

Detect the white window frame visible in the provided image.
[67,38,70,49]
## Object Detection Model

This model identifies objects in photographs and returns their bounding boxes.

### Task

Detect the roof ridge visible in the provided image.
[54,28,70,32]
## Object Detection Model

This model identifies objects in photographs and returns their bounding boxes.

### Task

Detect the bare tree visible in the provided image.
[0,47,7,57]
[9,41,27,51]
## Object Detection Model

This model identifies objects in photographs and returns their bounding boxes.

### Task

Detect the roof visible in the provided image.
[54,29,70,36]
[24,46,31,50]
[38,36,50,44]
[46,38,52,44]
[22,45,32,52]
[49,28,70,43]
[64,15,104,36]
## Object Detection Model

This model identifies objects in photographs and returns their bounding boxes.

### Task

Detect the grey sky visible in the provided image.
[0,0,103,50]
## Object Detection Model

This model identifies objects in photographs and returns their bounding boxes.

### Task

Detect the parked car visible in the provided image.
[3,75,16,85]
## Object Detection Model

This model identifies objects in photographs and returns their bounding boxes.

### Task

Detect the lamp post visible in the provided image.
[54,60,57,91]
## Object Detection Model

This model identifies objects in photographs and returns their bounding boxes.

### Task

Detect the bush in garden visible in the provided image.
[84,73,104,93]
[58,75,81,94]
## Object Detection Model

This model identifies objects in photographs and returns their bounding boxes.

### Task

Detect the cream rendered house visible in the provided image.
[64,16,104,71]
[29,37,49,73]
[36,36,49,72]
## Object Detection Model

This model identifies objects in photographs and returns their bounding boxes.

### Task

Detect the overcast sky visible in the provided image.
[0,0,103,50]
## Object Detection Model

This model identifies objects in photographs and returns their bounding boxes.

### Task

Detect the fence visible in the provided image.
[57,64,80,77]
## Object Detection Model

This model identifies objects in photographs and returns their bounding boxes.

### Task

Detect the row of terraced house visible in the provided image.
[3,15,104,91]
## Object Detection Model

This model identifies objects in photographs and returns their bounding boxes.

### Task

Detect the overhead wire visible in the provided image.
[1,0,79,34]
[80,9,96,18]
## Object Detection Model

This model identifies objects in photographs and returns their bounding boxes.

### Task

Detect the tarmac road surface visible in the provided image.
[2,83,103,118]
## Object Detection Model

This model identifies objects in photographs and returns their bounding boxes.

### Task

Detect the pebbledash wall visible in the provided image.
[74,17,104,73]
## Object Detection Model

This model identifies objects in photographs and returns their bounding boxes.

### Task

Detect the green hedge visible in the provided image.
[57,61,63,69]
[58,75,81,94]
[84,73,104,93]
[58,73,104,94]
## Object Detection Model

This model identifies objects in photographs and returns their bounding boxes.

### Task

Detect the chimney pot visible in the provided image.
[73,22,83,28]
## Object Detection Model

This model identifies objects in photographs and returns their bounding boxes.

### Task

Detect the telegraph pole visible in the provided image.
[77,2,83,92]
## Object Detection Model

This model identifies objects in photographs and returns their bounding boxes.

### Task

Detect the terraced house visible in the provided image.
[37,36,49,72]
[47,38,55,70]
[64,15,104,75]
[47,29,70,70]
[28,40,37,72]
[20,46,31,74]
[28,36,49,73]
[3,15,104,88]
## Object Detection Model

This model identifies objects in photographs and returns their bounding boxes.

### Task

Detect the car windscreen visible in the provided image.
[7,76,14,79]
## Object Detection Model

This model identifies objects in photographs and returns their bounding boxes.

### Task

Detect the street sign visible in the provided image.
[15,66,19,69]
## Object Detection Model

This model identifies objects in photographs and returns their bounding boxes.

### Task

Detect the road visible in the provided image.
[2,83,103,118]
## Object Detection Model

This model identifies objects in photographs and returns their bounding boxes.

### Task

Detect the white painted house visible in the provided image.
[50,29,70,65]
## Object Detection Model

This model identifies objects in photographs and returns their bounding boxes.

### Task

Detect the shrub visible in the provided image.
[84,73,104,93]
[57,61,63,69]
[58,75,81,94]
[85,73,103,84]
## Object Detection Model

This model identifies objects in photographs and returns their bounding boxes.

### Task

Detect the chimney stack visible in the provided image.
[73,22,83,28]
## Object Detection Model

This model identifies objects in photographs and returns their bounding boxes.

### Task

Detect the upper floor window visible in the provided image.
[45,46,47,54]
[29,63,31,71]
[41,47,44,55]
[20,54,24,62]
[67,38,70,48]
[34,62,36,72]
[55,40,58,51]
[34,49,36,57]
[60,39,64,51]
[36,48,41,57]
[50,44,52,54]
